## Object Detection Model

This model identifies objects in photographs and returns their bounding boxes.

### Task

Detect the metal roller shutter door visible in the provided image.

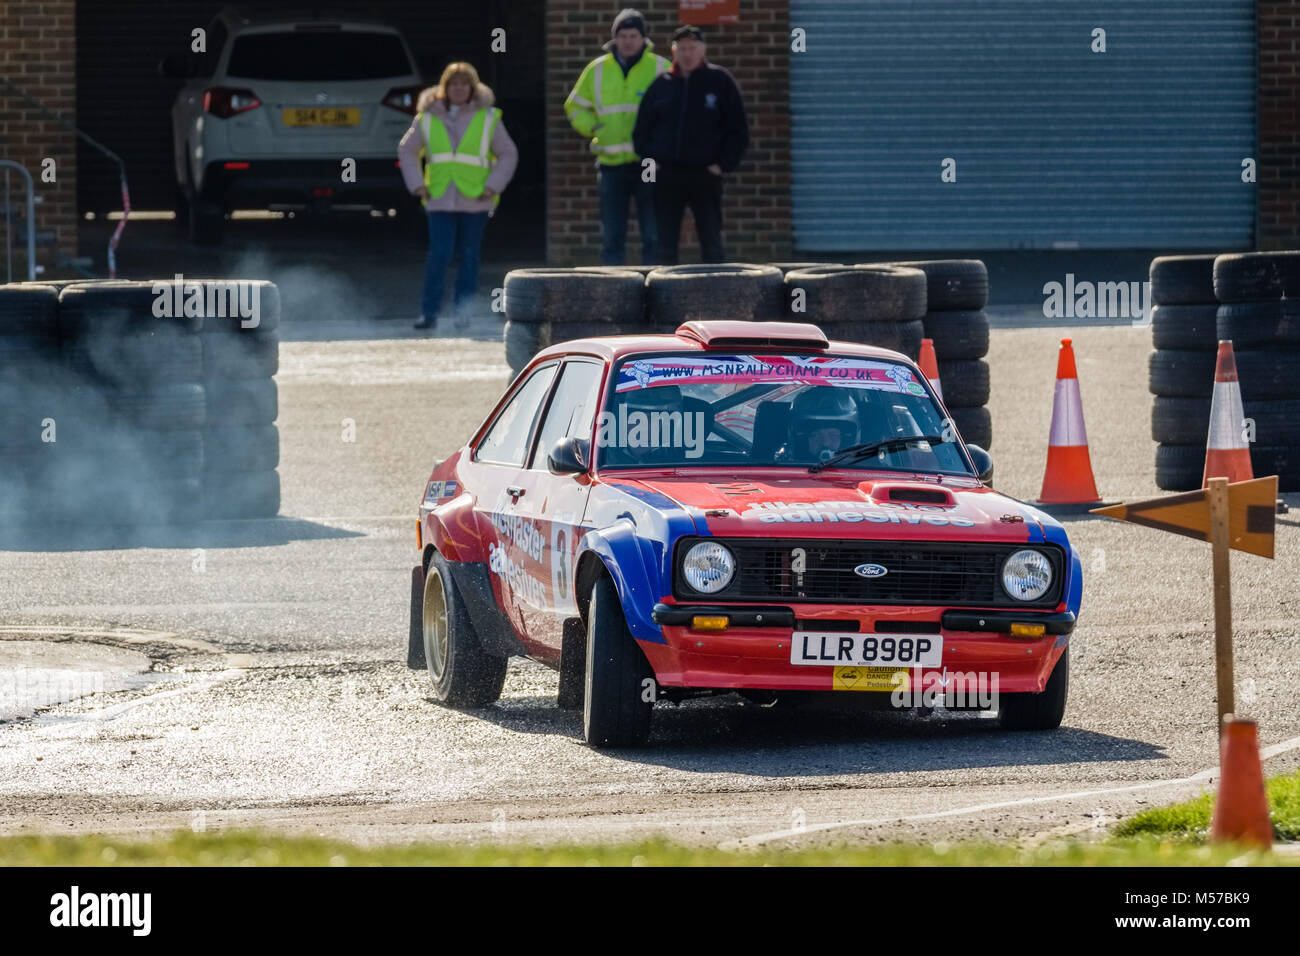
[791,0,1257,251]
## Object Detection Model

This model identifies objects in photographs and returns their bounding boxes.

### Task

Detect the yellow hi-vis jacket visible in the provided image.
[565,43,669,166]
[420,106,501,206]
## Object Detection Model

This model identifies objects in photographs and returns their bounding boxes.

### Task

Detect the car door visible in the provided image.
[508,358,606,657]
[461,361,558,645]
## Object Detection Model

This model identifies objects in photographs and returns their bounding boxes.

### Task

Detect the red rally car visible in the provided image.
[410,321,1082,747]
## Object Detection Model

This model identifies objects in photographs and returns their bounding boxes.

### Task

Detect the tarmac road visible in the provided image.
[1,319,1297,849]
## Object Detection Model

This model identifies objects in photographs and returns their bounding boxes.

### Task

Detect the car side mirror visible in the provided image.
[966,444,994,484]
[547,436,590,476]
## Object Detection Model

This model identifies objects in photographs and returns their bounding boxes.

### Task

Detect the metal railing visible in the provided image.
[1,77,131,278]
[0,161,37,282]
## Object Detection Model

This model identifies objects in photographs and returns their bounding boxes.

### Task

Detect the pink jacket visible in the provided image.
[397,85,519,214]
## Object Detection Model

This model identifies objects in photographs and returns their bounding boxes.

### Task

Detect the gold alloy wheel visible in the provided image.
[422,565,449,685]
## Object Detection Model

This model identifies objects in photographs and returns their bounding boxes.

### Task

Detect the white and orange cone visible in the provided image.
[919,337,942,400]
[1035,338,1113,512]
[1203,341,1254,486]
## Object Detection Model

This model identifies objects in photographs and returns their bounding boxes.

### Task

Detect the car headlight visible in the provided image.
[682,542,735,594]
[1002,549,1053,601]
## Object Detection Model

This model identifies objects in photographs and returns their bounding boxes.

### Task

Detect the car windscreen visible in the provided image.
[225,31,413,81]
[597,352,974,475]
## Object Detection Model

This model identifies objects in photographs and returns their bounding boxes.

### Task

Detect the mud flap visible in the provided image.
[557,617,586,710]
[444,559,526,659]
[407,564,425,669]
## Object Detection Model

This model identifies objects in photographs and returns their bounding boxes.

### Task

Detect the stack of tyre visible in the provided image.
[55,281,208,524]
[1212,252,1300,491]
[1146,255,1224,490]
[780,264,926,358]
[647,263,786,332]
[0,279,282,526]
[889,260,993,449]
[502,268,646,375]
[200,281,281,518]
[0,284,107,524]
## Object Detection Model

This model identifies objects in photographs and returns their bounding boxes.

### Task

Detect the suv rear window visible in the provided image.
[226,31,413,81]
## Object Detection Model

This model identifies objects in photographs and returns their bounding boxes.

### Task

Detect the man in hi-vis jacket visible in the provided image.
[565,8,669,265]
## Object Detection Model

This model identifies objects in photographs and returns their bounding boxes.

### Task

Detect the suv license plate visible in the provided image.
[283,108,360,126]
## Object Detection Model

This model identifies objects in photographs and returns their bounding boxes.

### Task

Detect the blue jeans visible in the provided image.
[422,210,490,319]
[598,163,657,265]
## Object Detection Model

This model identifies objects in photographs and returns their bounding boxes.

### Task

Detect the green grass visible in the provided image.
[3,771,1295,866]
[0,830,1293,867]
[1113,770,1300,842]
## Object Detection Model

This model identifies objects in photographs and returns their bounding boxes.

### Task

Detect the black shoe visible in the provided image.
[412,317,437,330]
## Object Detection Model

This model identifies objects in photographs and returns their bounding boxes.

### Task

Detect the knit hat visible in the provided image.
[612,8,646,37]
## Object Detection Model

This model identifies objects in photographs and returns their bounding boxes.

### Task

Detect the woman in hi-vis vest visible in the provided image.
[399,62,518,330]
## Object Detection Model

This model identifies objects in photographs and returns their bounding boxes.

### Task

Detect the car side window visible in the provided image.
[529,360,604,470]
[476,365,557,466]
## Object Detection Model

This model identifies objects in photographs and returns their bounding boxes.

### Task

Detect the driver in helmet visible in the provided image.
[778,386,860,463]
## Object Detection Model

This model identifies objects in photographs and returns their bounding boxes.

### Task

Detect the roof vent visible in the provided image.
[676,320,829,349]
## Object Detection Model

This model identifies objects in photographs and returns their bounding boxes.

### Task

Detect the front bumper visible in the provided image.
[642,602,1072,694]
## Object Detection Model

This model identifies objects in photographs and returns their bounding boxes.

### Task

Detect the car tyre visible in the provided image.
[998,647,1068,730]
[422,550,507,707]
[584,574,653,748]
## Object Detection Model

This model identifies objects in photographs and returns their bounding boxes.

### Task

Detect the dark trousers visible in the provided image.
[654,164,725,265]
[598,162,657,265]
[422,210,490,319]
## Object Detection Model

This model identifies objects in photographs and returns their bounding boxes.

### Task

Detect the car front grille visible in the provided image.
[675,538,1063,609]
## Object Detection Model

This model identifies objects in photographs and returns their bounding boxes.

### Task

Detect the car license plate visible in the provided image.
[283,107,360,127]
[790,632,942,668]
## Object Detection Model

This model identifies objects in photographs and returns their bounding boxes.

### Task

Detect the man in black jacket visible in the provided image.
[632,25,749,264]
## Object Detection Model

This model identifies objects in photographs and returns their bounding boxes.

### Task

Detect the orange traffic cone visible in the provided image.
[1203,341,1254,486]
[1035,338,1112,512]
[919,337,942,400]
[1210,715,1273,848]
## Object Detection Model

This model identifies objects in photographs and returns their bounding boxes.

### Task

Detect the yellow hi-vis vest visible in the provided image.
[421,106,501,206]
[565,46,669,166]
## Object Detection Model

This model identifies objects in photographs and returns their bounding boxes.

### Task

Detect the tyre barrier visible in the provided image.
[0,279,281,525]
[1148,251,1300,491]
[1147,255,1219,490]
[1214,251,1300,492]
[502,267,646,374]
[647,263,785,331]
[200,280,281,519]
[498,261,993,454]
[884,260,992,450]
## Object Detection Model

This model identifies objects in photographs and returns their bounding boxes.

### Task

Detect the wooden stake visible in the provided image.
[1207,477,1234,729]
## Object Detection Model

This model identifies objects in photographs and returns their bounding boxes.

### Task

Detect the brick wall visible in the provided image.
[0,0,77,276]
[545,0,792,265]
[1257,2,1299,250]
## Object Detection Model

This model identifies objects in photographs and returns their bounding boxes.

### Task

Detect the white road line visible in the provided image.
[719,733,1300,851]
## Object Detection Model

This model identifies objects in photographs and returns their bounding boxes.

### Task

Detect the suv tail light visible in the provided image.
[381,86,422,115]
[204,87,262,119]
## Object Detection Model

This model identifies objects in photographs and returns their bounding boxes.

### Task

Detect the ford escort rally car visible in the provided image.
[410,321,1080,747]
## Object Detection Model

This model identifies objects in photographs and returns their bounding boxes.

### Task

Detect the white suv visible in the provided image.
[164,9,423,244]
